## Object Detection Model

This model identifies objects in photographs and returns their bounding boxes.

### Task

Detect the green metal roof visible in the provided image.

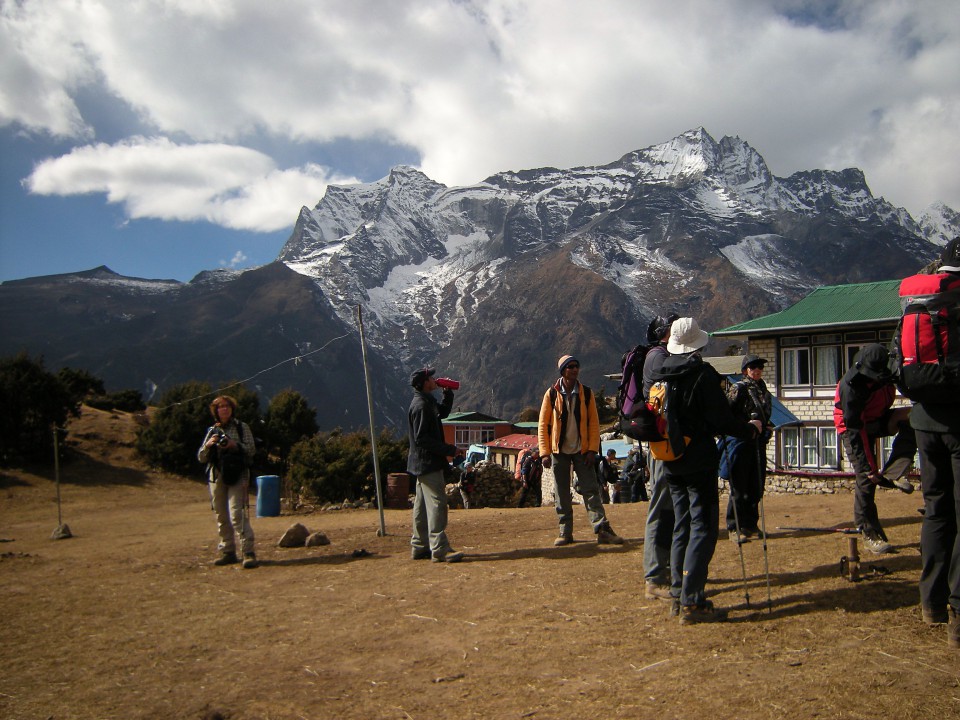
[445,411,510,424]
[712,280,901,337]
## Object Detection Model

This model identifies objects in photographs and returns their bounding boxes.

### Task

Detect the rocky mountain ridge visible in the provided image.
[3,128,957,428]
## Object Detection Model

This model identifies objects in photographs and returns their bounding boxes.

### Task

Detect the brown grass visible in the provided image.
[1,406,957,719]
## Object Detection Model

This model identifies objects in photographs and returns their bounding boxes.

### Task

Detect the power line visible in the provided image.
[156,331,352,410]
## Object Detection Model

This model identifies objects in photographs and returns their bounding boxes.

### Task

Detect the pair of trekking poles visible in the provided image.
[725,439,773,613]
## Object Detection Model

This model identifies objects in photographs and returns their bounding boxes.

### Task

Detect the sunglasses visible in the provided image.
[564,363,580,370]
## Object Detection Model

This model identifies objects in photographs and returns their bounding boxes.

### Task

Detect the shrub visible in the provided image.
[288,428,407,503]
[57,367,105,403]
[136,381,262,476]
[0,353,77,464]
[86,389,146,413]
[263,389,318,469]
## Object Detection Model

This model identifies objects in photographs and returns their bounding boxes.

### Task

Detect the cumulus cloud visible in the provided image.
[3,0,959,219]
[25,137,357,231]
[223,250,248,269]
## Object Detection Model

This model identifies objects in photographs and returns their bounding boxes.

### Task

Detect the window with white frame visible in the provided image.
[814,345,842,386]
[780,329,893,391]
[780,426,839,469]
[781,346,811,386]
[454,425,496,448]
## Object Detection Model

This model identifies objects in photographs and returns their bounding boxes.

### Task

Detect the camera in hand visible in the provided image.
[213,428,229,447]
[435,377,460,390]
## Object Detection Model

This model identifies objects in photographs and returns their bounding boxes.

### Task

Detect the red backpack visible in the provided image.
[895,272,960,403]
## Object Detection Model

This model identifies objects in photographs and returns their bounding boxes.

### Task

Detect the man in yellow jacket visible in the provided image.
[538,355,625,546]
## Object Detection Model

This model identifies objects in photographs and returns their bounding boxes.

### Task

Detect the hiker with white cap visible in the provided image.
[538,355,624,546]
[653,318,762,624]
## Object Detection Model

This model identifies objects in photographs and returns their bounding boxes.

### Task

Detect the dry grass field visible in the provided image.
[1,407,957,719]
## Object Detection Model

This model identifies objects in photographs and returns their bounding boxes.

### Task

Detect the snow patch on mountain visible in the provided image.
[571,235,692,304]
[919,201,960,246]
[720,234,806,293]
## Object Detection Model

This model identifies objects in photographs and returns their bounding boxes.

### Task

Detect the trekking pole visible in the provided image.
[755,440,772,614]
[727,477,750,609]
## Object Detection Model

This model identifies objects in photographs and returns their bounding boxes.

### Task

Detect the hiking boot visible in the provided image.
[645,582,673,601]
[949,607,960,649]
[880,456,914,483]
[680,601,727,625]
[729,531,747,545]
[922,605,948,624]
[432,550,465,563]
[873,475,915,494]
[241,553,258,569]
[893,477,914,494]
[670,598,681,617]
[554,534,574,547]
[411,548,431,560]
[861,528,892,554]
[596,526,624,545]
[213,551,238,566]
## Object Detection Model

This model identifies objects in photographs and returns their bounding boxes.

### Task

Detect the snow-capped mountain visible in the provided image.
[2,129,951,428]
[275,128,941,422]
[918,201,960,246]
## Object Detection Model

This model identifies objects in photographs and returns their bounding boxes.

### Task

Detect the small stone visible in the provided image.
[305,532,330,547]
[278,523,310,547]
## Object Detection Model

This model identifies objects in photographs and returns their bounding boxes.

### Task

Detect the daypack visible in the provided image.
[616,344,663,442]
[514,448,531,480]
[645,379,690,461]
[894,272,960,403]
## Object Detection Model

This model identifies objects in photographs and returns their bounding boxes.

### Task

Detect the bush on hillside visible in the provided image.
[0,353,77,464]
[136,381,262,476]
[287,428,407,503]
[57,367,106,403]
[262,389,318,470]
[86,389,147,413]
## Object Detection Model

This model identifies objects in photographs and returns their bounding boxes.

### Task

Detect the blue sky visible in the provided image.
[2,0,958,283]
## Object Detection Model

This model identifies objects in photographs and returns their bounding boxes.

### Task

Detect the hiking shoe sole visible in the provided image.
[432,551,465,563]
[596,531,624,545]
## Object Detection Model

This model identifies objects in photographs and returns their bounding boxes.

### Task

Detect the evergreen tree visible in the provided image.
[0,353,76,464]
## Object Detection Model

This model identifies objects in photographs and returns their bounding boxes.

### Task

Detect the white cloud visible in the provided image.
[3,0,959,220]
[25,137,358,231]
[222,250,248,269]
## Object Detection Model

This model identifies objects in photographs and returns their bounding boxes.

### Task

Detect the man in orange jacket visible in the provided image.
[538,355,624,547]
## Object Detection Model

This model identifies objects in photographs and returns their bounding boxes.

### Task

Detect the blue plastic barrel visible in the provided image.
[256,475,281,517]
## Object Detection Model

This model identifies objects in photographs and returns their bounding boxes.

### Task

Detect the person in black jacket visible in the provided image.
[655,318,762,624]
[722,355,774,542]
[642,314,678,600]
[909,237,960,645]
[408,367,464,563]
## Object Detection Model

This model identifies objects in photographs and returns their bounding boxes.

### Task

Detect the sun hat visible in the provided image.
[666,317,709,354]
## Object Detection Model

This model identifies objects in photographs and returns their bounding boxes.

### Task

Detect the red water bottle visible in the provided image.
[435,377,460,390]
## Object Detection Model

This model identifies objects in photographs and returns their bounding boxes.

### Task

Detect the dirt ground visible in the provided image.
[1,407,958,720]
